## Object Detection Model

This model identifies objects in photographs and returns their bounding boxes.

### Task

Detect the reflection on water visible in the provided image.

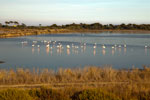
[93,49,96,56]
[112,48,115,56]
[67,48,70,55]
[102,49,106,56]
[32,48,35,54]
[38,48,40,54]
[145,48,147,55]
[46,47,49,54]
[124,48,127,55]
[0,33,150,70]
[31,43,132,56]
[118,47,121,54]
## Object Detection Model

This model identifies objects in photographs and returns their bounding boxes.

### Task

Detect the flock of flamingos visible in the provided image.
[21,40,149,55]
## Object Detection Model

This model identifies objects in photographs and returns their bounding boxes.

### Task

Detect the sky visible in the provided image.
[0,0,150,25]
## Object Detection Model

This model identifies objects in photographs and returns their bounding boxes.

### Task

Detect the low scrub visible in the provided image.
[71,89,121,100]
[0,89,32,100]
[0,87,150,100]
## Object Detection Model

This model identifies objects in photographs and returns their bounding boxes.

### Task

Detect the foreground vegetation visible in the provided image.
[0,21,150,38]
[1,66,150,84]
[0,66,150,100]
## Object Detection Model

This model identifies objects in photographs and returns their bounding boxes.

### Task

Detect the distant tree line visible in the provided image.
[0,21,150,30]
[0,21,26,28]
[55,23,150,30]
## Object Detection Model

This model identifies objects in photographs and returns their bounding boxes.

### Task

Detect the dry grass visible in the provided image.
[0,66,150,100]
[0,66,150,85]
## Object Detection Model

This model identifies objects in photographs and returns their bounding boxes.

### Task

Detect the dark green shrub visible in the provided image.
[30,87,70,100]
[0,89,32,100]
[72,89,121,100]
[29,89,40,100]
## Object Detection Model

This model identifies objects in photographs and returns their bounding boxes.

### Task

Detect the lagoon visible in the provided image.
[0,32,150,70]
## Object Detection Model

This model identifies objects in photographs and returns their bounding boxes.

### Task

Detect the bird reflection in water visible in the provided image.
[32,47,35,54]
[37,48,40,54]
[21,41,28,48]
[124,48,127,55]
[118,47,121,54]
[46,47,49,55]
[93,49,96,56]
[81,45,86,53]
[67,48,70,55]
[111,48,115,56]
[102,49,106,56]
[145,47,147,55]
[57,48,63,55]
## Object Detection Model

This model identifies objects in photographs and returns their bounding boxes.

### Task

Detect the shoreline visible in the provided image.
[0,28,150,38]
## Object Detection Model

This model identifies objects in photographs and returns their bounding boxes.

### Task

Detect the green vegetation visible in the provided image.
[0,86,150,100]
[0,89,32,100]
[1,21,150,30]
[71,89,121,100]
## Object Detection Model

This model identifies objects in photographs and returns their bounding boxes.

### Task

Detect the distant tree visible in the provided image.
[39,24,42,27]
[109,24,114,29]
[5,21,10,26]
[90,23,103,29]
[50,24,58,29]
[120,23,127,29]
[0,23,2,27]
[14,21,19,25]
[9,21,14,24]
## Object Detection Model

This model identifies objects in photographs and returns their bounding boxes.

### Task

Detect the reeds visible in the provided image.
[0,66,150,84]
[0,66,150,100]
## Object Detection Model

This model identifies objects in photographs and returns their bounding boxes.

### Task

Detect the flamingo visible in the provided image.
[124,44,127,48]
[37,45,40,48]
[32,44,35,47]
[46,44,49,48]
[67,45,70,49]
[112,46,115,49]
[118,45,122,48]
[93,45,96,49]
[102,45,106,49]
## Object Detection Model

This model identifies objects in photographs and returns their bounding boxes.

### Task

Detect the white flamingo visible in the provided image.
[118,45,122,48]
[67,45,70,49]
[46,44,49,48]
[124,44,127,48]
[102,45,106,49]
[93,45,96,49]
[32,44,35,47]
[37,45,40,48]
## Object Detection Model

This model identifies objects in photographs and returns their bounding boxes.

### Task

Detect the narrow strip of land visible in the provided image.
[0,28,150,38]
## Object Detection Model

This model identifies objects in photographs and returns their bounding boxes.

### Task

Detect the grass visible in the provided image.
[0,66,150,85]
[0,66,150,100]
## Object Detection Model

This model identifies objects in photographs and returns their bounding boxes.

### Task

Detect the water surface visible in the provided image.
[0,32,150,70]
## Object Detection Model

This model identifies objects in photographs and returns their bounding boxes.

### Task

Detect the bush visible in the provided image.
[0,89,32,100]
[29,87,70,100]
[72,89,121,100]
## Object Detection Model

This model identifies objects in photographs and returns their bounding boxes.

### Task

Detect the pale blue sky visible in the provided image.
[0,0,150,25]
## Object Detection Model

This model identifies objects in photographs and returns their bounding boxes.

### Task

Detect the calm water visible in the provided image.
[0,32,150,70]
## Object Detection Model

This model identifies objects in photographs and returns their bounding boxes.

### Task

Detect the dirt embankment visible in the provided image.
[0,28,150,38]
